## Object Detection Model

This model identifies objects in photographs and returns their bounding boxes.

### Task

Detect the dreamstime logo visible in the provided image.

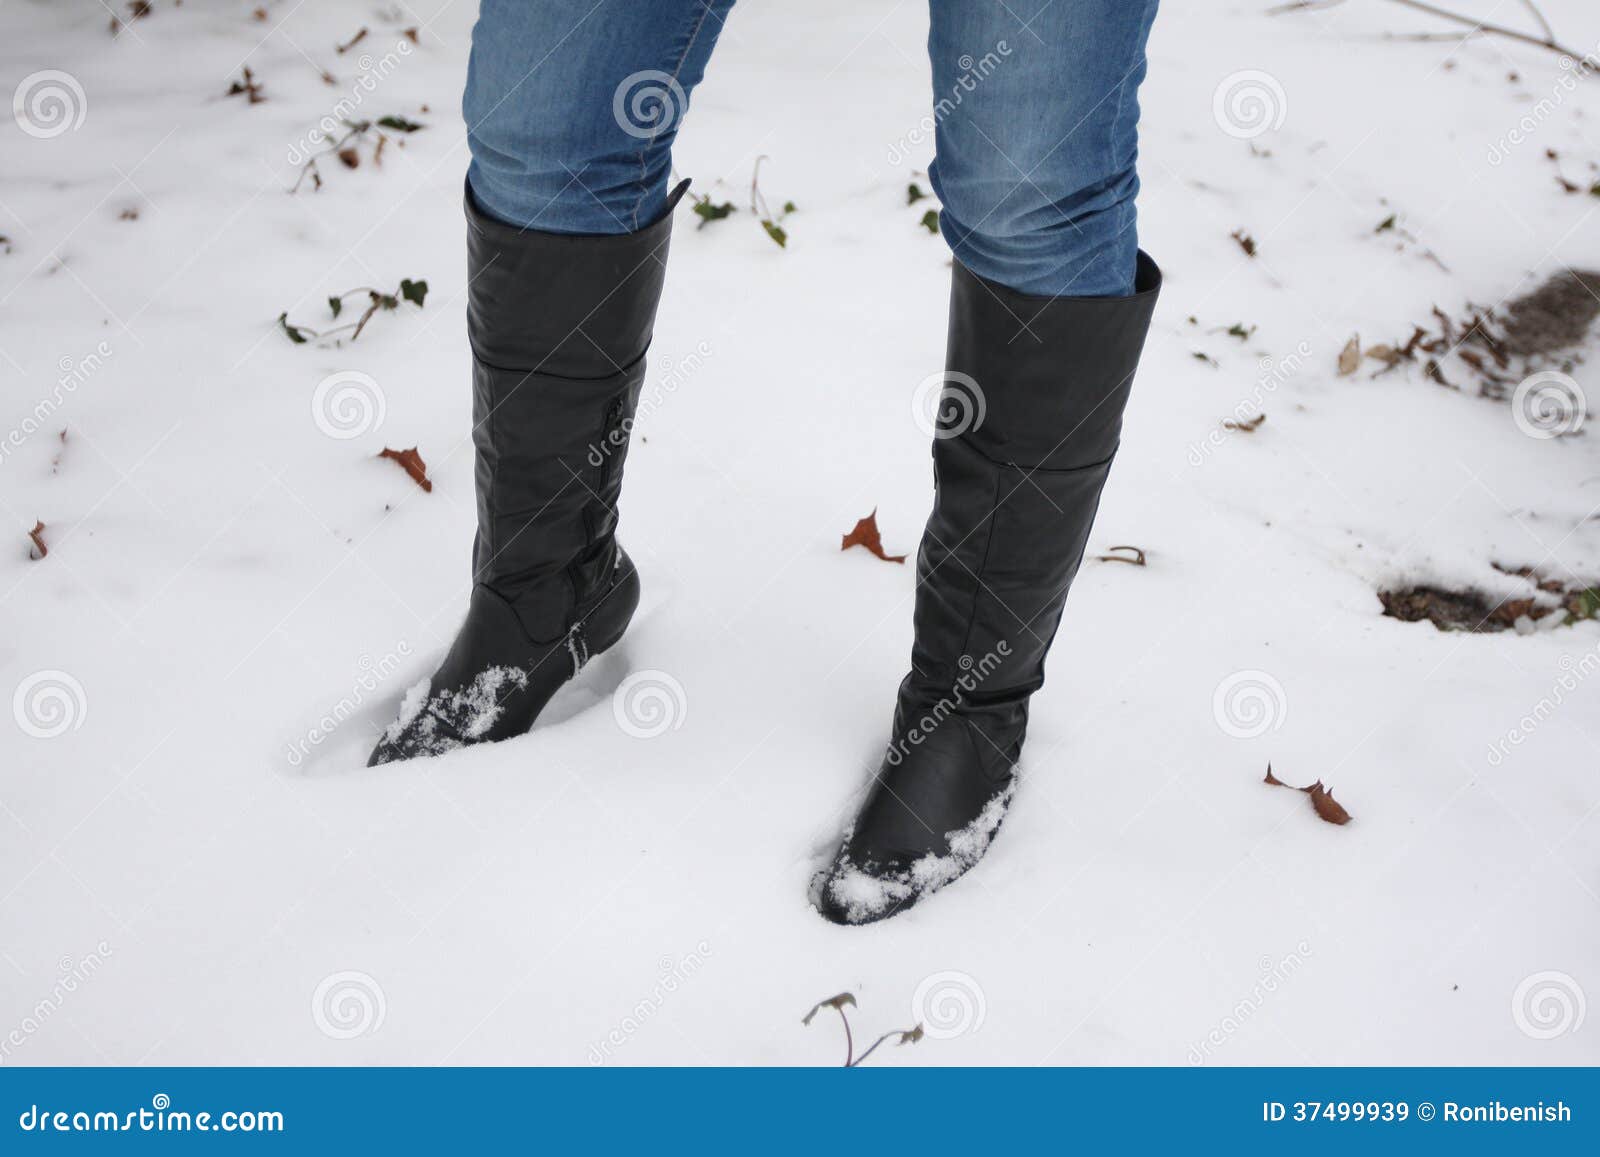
[588,940,713,1064]
[1188,941,1313,1064]
[1187,342,1312,467]
[1511,371,1586,439]
[13,670,87,739]
[612,70,687,140]
[1486,51,1598,164]
[1212,70,1286,140]
[885,643,1011,768]
[886,41,1012,165]
[1,341,113,466]
[13,70,87,139]
[587,341,713,469]
[911,970,986,1040]
[1486,642,1600,766]
[311,371,385,439]
[311,970,386,1040]
[286,38,415,166]
[1511,970,1586,1040]
[0,940,114,1065]
[285,642,413,766]
[612,670,687,739]
[1212,670,1287,739]
[912,371,986,439]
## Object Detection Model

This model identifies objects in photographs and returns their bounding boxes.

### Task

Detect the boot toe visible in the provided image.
[816,857,917,925]
[814,718,1018,925]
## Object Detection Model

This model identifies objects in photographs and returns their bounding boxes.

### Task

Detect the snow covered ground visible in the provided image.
[2,0,1598,1066]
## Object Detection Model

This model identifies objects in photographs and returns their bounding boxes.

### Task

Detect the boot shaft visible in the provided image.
[464,181,685,642]
[909,255,1163,707]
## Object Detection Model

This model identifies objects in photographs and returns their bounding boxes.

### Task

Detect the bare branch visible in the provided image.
[1273,0,1586,64]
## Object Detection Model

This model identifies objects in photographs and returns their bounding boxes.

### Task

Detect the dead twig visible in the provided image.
[1096,545,1148,567]
[1271,0,1584,64]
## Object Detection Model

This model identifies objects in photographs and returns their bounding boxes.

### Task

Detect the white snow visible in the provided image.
[3,0,1599,1066]
[381,664,527,755]
[823,776,1018,924]
[383,677,431,745]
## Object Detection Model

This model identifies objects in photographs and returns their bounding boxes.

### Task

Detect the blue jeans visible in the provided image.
[464,0,1159,297]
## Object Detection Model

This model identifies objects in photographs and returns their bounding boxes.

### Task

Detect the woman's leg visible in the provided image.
[928,0,1159,296]
[464,0,733,234]
[372,1,734,765]
[817,0,1163,923]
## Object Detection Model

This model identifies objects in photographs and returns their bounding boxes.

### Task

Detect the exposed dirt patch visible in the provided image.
[1380,571,1600,633]
[1501,270,1600,358]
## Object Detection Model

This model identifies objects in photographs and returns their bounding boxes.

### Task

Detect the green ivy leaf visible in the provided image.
[376,115,425,133]
[328,296,343,318]
[692,199,735,226]
[761,220,787,248]
[277,312,309,344]
[399,278,428,307]
[907,182,927,205]
[919,209,940,234]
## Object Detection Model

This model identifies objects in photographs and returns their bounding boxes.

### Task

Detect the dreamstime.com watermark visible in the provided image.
[0,941,113,1065]
[1511,970,1586,1040]
[1187,341,1312,467]
[311,970,387,1040]
[17,1095,283,1134]
[587,341,713,469]
[1485,640,1600,767]
[0,342,113,466]
[911,970,986,1040]
[1212,69,1287,141]
[1212,669,1288,740]
[588,941,712,1063]
[1188,940,1313,1064]
[886,42,1013,166]
[286,38,415,166]
[612,70,687,140]
[911,370,986,439]
[1511,371,1586,439]
[12,670,88,739]
[1487,48,1600,164]
[312,370,386,440]
[12,70,87,139]
[885,643,1012,768]
[612,670,688,739]
[284,642,412,767]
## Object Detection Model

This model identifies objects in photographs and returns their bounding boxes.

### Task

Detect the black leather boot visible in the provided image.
[816,252,1162,923]
[369,181,686,765]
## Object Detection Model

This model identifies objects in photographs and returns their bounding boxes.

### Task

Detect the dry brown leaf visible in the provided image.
[1306,781,1352,826]
[27,520,47,560]
[841,509,906,564]
[379,446,432,492]
[1222,414,1266,432]
[1337,334,1361,376]
[802,992,857,1025]
[1263,764,1353,826]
